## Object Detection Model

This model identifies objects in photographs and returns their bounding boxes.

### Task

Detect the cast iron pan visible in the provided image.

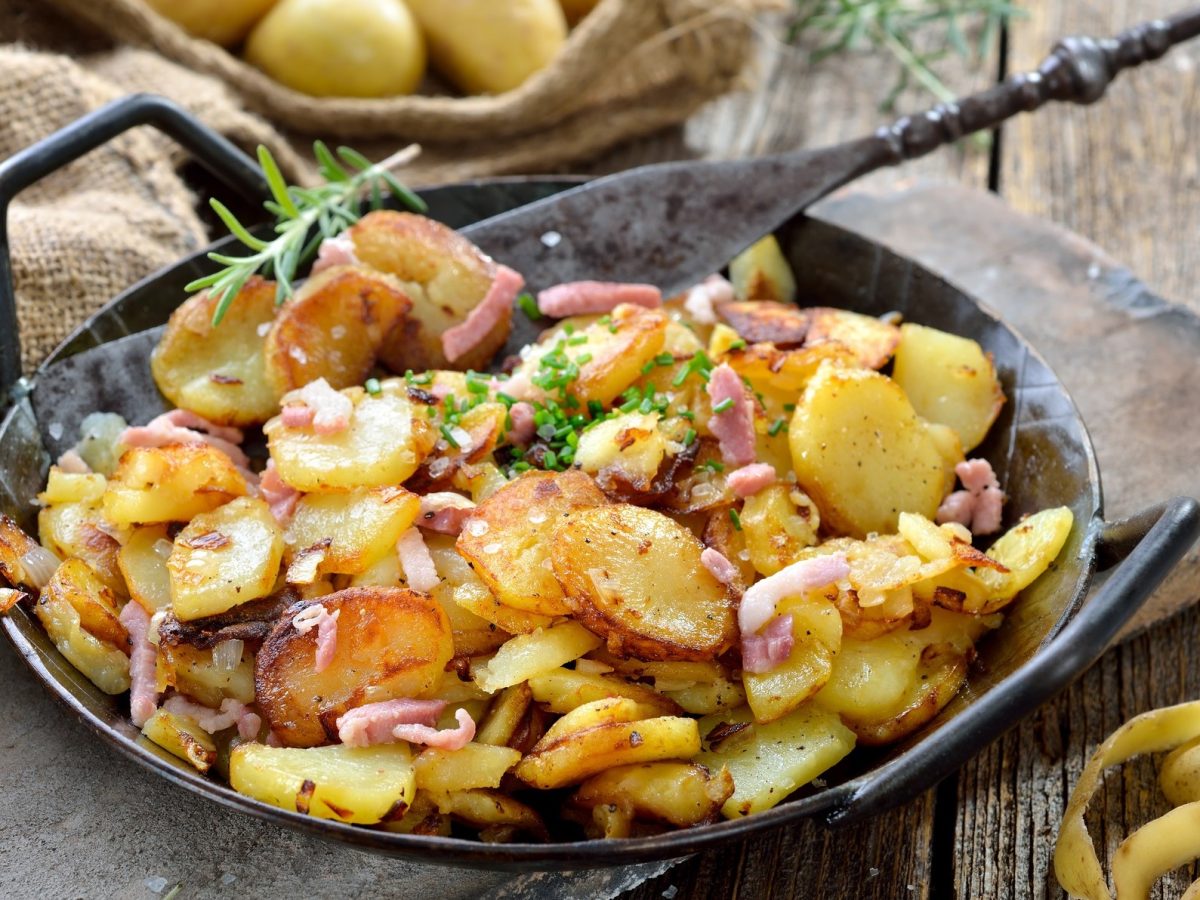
[0,96,1196,871]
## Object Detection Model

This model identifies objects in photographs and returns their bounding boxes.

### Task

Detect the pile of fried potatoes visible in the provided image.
[0,225,1075,842]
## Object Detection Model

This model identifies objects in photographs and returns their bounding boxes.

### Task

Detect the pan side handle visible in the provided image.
[0,93,265,404]
[824,495,1200,827]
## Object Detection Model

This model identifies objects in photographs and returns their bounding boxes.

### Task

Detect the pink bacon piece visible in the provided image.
[163,695,261,741]
[336,698,447,748]
[739,552,849,637]
[392,708,477,751]
[443,265,525,363]
[701,547,739,586]
[292,604,340,674]
[936,458,1005,535]
[506,401,537,446]
[119,600,157,728]
[397,527,440,592]
[706,363,757,467]
[55,449,91,474]
[418,493,476,536]
[280,378,353,435]
[726,463,776,498]
[536,281,662,318]
[121,409,249,469]
[683,274,735,325]
[310,233,360,275]
[259,460,300,527]
[741,614,795,674]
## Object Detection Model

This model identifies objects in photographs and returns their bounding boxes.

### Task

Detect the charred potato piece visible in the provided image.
[572,762,733,828]
[0,513,49,599]
[256,587,453,747]
[141,708,218,773]
[728,235,796,303]
[803,307,900,370]
[156,590,298,651]
[161,640,256,707]
[457,470,607,617]
[103,445,247,527]
[659,439,735,514]
[38,501,126,600]
[702,505,755,590]
[263,265,411,395]
[118,525,174,613]
[285,486,419,576]
[473,621,601,694]
[345,211,507,373]
[718,301,808,346]
[35,561,130,694]
[150,276,280,426]
[552,504,737,662]
[413,743,522,793]
[40,557,127,648]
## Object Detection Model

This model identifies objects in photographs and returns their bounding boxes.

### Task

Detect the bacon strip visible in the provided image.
[936,458,1005,535]
[397,527,440,592]
[683,274,735,325]
[55,449,92,474]
[742,614,795,674]
[700,547,738,586]
[280,378,353,435]
[706,363,757,467]
[259,460,300,527]
[392,708,477,751]
[537,281,662,317]
[418,493,476,536]
[506,401,537,446]
[163,695,261,741]
[121,410,249,469]
[739,552,849,637]
[310,233,360,275]
[119,600,157,728]
[727,463,776,498]
[336,698,447,748]
[443,265,524,363]
[292,603,340,674]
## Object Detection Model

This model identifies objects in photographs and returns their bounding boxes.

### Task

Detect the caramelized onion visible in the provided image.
[19,545,60,589]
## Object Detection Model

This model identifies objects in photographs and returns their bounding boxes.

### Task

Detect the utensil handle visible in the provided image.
[874,8,1200,163]
[0,93,265,404]
[825,495,1200,827]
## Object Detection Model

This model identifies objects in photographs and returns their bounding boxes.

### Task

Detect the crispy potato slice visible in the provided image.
[413,743,522,793]
[150,276,280,427]
[789,364,953,537]
[701,505,755,589]
[473,621,600,694]
[803,307,900,369]
[230,741,415,825]
[976,507,1074,612]
[740,484,820,577]
[118,525,174,613]
[729,235,796,303]
[476,683,533,748]
[574,412,667,497]
[35,561,130,694]
[265,383,433,492]
[457,470,607,617]
[168,497,285,621]
[0,513,49,599]
[744,594,842,724]
[285,486,419,576]
[256,587,453,747]
[382,791,451,836]
[103,445,247,527]
[38,501,126,600]
[573,762,733,828]
[428,789,548,840]
[141,708,218,773]
[718,301,808,346]
[345,211,507,373]
[659,439,735,514]
[422,535,511,655]
[40,558,127,648]
[426,536,546,638]
[552,504,737,662]
[726,341,859,423]
[663,676,747,717]
[263,265,411,395]
[161,640,256,707]
[892,323,1005,452]
[527,668,681,717]
[37,468,106,506]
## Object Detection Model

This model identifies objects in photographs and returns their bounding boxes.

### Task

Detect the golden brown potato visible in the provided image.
[41,557,127,648]
[161,640,256,707]
[118,525,174,614]
[38,501,126,600]
[37,468,106,506]
[263,266,411,395]
[725,341,859,422]
[343,211,506,372]
[701,506,755,590]
[718,301,809,346]
[976,507,1074,612]
[743,594,842,724]
[456,470,607,617]
[35,561,130,695]
[103,446,247,527]
[427,789,548,840]
[285,486,419,576]
[472,621,600,694]
[552,504,737,662]
[739,484,820,577]
[475,683,533,747]
[150,276,280,426]
[421,534,512,656]
[527,667,682,716]
[659,439,735,515]
[141,708,218,773]
[803,307,900,370]
[572,762,733,828]
[729,235,797,303]
[144,0,278,46]
[255,587,453,747]
[574,412,668,497]
[0,514,46,604]
[413,743,522,794]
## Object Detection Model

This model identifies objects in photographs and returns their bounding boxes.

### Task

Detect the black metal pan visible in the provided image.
[0,96,1196,870]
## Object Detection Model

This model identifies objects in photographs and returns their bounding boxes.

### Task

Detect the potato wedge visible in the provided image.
[976,507,1074,611]
[230,741,415,824]
[103,445,247,527]
[37,468,106,506]
[265,383,433,492]
[573,762,733,827]
[168,497,285,621]
[118,525,174,613]
[789,364,953,537]
[150,276,280,427]
[35,561,130,694]
[473,621,600,695]
[457,470,607,617]
[141,708,218,773]
[744,594,842,724]
[527,668,681,717]
[718,300,808,346]
[740,484,820,577]
[413,743,522,793]
[286,486,419,576]
[38,500,126,600]
[256,587,453,747]
[552,504,737,662]
[892,323,1005,452]
[803,307,900,370]
[729,235,796,303]
[263,265,411,395]
[476,683,533,748]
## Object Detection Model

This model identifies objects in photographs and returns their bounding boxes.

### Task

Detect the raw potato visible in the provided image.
[405,0,567,95]
[789,364,953,537]
[552,504,737,661]
[527,668,681,717]
[35,562,130,695]
[118,525,175,613]
[286,486,419,575]
[695,704,856,818]
[803,307,901,370]
[103,446,247,527]
[151,276,280,427]
[744,595,842,724]
[729,235,797,303]
[245,0,426,98]
[976,507,1074,610]
[265,384,433,492]
[168,497,285,621]
[255,587,453,747]
[38,500,126,600]
[263,266,411,395]
[891,323,1005,452]
[345,211,506,372]
[473,621,601,694]
[739,484,820,577]
[141,708,218,773]
[230,742,415,824]
[413,743,522,793]
[457,470,607,617]
[162,640,256,707]
[573,762,733,828]
[144,0,278,45]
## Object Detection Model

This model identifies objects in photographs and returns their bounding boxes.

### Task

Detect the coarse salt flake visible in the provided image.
[467,519,489,537]
[483,542,502,555]
[540,230,563,248]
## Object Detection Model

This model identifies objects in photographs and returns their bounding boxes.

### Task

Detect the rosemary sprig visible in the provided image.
[186,142,427,326]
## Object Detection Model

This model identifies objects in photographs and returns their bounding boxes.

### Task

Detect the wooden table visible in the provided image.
[591,2,1200,897]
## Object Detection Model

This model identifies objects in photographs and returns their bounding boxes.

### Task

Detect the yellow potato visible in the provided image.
[0,513,50,599]
[743,595,842,724]
[413,743,522,794]
[160,640,256,707]
[574,412,667,496]
[473,621,600,695]
[38,500,126,600]
[976,507,1074,611]
[245,0,426,98]
[422,535,512,655]
[35,562,130,695]
[285,486,419,576]
[405,0,567,95]
[37,468,106,506]
[572,762,734,828]
[803,307,901,370]
[141,708,218,773]
[892,323,1005,452]
[145,0,278,45]
[230,742,415,825]
[38,558,127,649]
[729,235,796,303]
[118,525,175,614]
[475,683,533,747]
[103,445,247,527]
[427,789,547,839]
[740,484,820,577]
[527,668,681,716]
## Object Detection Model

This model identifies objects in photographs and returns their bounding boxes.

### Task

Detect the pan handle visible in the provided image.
[0,93,266,404]
[824,495,1200,827]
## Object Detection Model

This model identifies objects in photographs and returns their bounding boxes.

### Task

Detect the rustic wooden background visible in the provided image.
[595,1,1200,897]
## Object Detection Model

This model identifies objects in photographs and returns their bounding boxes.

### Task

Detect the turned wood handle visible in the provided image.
[876,7,1200,162]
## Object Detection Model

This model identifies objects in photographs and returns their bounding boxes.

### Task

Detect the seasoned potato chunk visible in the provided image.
[574,412,667,497]
[40,558,127,648]
[38,500,126,599]
[729,235,796,303]
[230,742,415,824]
[457,470,607,617]
[892,323,1005,452]
[726,341,859,422]
[263,265,411,395]
[118,525,174,613]
[552,504,737,662]
[802,307,900,370]
[527,668,681,716]
[35,561,130,695]
[421,535,511,655]
[141,708,218,773]
[0,514,48,603]
[743,595,842,724]
[103,446,247,527]
[976,507,1074,611]
[789,364,953,537]
[740,484,820,577]
[476,683,533,748]
[473,621,600,695]
[37,468,106,506]
[286,486,419,576]
[161,640,256,707]
[256,587,453,747]
[168,497,285,621]
[428,789,547,839]
[413,743,522,793]
[265,384,432,492]
[572,762,733,828]
[151,276,280,426]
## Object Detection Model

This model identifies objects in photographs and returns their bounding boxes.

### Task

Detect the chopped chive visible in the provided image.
[783,403,796,412]
[768,417,787,436]
[683,428,697,447]
[712,397,735,414]
[576,352,593,365]
[517,292,542,320]
[566,431,579,448]
[703,459,725,472]
[466,378,489,395]
[512,461,532,473]
[537,423,558,442]
[679,409,695,421]
[496,392,516,408]
[655,353,675,366]
[641,360,656,375]
[543,450,558,469]
[638,396,655,414]
[440,425,460,448]
[619,397,640,414]
[364,377,381,395]
[729,339,747,351]
[563,323,575,335]
[729,508,742,530]
[587,400,603,418]
[568,335,588,346]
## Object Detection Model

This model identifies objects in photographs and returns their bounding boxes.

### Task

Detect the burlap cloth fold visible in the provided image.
[0,0,767,373]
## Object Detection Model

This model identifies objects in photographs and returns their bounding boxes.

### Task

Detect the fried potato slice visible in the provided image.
[263,265,411,395]
[803,307,900,370]
[38,500,126,600]
[103,445,247,527]
[150,276,280,426]
[420,534,512,655]
[725,341,859,423]
[551,504,737,662]
[230,741,415,825]
[527,668,681,717]
[40,557,127,648]
[740,484,820,577]
[729,235,796,303]
[976,507,1074,612]
[161,640,256,707]
[168,497,285,621]
[118,525,174,614]
[286,486,419,576]
[718,300,808,346]
[475,684,533,748]
[346,210,507,373]
[413,743,522,794]
[457,470,607,617]
[574,412,668,497]
[744,594,842,724]
[428,789,548,840]
[141,708,218,773]
[35,561,130,694]
[256,587,453,747]
[473,621,600,695]
[572,762,733,828]
[0,513,48,599]
[37,468,106,506]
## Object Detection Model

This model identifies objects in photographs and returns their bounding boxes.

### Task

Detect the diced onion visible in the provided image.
[19,545,60,589]
[211,639,245,671]
[152,539,174,559]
